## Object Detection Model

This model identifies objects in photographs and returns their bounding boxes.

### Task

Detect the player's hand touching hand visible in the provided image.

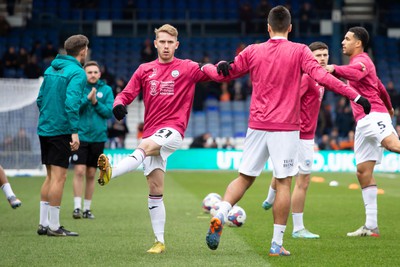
[198,62,208,70]
[88,87,97,105]
[354,95,371,114]
[113,104,128,120]
[325,65,335,73]
[70,133,80,151]
[217,61,233,77]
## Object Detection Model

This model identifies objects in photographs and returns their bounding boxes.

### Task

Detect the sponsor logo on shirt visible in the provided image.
[150,80,160,96]
[149,68,157,78]
[160,81,175,95]
[171,70,179,78]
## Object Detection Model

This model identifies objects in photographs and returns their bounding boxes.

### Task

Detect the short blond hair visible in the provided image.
[154,24,178,39]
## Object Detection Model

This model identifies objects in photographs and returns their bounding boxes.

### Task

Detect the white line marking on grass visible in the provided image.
[377,173,398,179]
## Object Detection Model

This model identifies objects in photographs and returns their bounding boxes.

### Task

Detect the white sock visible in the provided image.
[272,224,286,246]
[39,201,49,226]
[362,186,378,229]
[148,195,165,244]
[74,197,81,210]
[264,185,276,204]
[216,201,232,224]
[49,206,60,231]
[1,183,15,199]
[112,149,146,178]
[84,199,91,211]
[292,213,305,233]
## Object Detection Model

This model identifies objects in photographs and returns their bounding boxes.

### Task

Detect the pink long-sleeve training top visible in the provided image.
[203,38,360,131]
[300,74,325,140]
[333,52,392,122]
[115,58,209,138]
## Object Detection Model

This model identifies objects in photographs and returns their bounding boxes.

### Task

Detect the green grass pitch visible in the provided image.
[0,170,399,266]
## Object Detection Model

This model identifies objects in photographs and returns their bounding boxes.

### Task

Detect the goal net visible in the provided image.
[0,78,46,176]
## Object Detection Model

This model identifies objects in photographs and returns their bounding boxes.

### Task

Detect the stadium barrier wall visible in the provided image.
[103,149,400,173]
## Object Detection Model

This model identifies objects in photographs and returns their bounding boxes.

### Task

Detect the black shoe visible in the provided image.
[82,210,95,219]
[37,224,48,235]
[47,226,79,237]
[73,208,82,219]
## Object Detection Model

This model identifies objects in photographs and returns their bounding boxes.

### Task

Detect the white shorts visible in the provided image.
[239,128,299,178]
[298,139,314,174]
[142,127,183,176]
[355,112,396,165]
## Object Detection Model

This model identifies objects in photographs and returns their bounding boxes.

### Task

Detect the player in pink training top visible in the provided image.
[325,26,400,238]
[261,41,329,240]
[96,24,209,254]
[200,6,371,256]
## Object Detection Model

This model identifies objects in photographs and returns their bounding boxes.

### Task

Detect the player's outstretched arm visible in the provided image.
[330,62,367,81]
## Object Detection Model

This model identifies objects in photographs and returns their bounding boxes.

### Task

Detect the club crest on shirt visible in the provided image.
[305,159,311,167]
[150,80,160,96]
[96,92,103,98]
[171,70,179,78]
[149,68,157,78]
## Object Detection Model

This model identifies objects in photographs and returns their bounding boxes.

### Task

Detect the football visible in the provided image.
[202,193,222,213]
[226,206,246,227]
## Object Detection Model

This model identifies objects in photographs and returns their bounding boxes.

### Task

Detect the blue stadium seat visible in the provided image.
[205,98,219,111]
[99,0,109,8]
[193,111,207,136]
[111,9,123,20]
[226,1,238,19]
[176,0,187,20]
[162,0,175,20]
[220,125,234,137]
[70,9,83,20]
[84,9,97,20]
[200,0,212,19]
[58,0,70,19]
[186,115,194,137]
[231,100,246,111]
[219,101,232,111]
[98,9,110,19]
[150,0,162,20]
[137,1,149,19]
[214,2,225,20]
[188,1,200,19]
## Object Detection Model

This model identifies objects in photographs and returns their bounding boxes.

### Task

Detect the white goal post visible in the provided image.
[0,78,46,176]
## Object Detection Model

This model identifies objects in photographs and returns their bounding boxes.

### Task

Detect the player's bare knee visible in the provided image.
[296,181,309,191]
[77,170,86,179]
[239,173,256,186]
[297,174,310,189]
